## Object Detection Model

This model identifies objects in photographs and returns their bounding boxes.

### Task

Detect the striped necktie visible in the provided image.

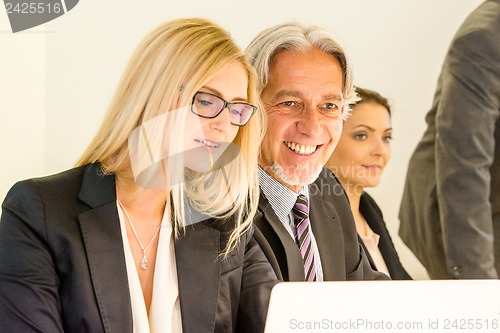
[292,194,316,281]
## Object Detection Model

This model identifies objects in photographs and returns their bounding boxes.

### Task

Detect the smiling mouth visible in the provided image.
[363,165,382,170]
[195,139,220,148]
[285,141,318,155]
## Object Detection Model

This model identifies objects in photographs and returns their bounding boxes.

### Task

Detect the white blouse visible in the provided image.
[360,227,391,278]
[117,202,183,333]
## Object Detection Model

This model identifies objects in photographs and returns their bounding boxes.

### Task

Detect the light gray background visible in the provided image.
[0,0,485,279]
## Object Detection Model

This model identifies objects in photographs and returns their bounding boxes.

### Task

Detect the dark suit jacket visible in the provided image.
[0,163,277,333]
[399,0,500,279]
[360,192,411,280]
[253,168,389,281]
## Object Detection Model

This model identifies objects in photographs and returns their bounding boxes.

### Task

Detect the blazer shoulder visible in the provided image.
[33,165,88,188]
[360,192,383,217]
[2,163,116,224]
[2,165,88,214]
[311,167,349,201]
[450,5,500,62]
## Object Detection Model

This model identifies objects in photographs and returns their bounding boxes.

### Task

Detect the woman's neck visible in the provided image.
[342,180,362,213]
[115,178,167,216]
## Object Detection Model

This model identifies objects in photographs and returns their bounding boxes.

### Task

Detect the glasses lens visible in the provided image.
[229,104,255,125]
[192,92,224,117]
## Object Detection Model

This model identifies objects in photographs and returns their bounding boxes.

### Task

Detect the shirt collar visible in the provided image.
[258,167,309,224]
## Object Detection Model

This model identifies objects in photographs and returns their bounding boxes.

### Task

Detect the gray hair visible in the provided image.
[246,21,359,118]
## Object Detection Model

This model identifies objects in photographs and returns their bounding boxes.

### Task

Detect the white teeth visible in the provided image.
[195,139,219,148]
[285,141,317,155]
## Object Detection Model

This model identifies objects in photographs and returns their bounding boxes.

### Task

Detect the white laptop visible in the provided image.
[265,280,500,333]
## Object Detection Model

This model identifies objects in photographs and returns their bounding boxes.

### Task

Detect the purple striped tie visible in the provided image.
[292,194,316,281]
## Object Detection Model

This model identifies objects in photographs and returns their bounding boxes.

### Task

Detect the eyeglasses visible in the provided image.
[191,91,257,126]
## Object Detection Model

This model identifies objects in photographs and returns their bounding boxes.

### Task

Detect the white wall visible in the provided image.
[0,0,484,279]
[1,15,46,199]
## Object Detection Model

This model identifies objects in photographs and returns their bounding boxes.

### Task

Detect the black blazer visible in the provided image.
[253,168,389,281]
[0,163,277,333]
[360,192,412,280]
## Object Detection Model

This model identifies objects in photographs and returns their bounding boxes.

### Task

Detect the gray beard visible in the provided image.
[268,162,322,187]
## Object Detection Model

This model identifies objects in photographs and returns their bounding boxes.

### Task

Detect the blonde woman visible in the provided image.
[327,87,411,280]
[0,18,276,332]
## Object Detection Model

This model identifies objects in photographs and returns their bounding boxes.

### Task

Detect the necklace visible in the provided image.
[117,199,162,270]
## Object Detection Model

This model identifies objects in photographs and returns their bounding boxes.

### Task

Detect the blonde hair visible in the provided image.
[245,21,359,120]
[77,18,264,255]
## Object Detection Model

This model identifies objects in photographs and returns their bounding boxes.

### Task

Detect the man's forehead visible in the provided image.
[265,50,344,95]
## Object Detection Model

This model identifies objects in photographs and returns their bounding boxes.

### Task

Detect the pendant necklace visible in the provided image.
[117,199,162,270]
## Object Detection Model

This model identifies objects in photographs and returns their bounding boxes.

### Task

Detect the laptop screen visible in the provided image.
[265,280,500,333]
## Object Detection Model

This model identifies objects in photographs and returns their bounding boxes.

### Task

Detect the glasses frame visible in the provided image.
[191,91,257,127]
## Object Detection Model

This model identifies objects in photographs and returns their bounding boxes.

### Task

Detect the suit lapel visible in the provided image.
[309,179,346,280]
[78,164,133,333]
[175,223,220,333]
[258,193,305,281]
[360,194,388,263]
[361,193,407,278]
